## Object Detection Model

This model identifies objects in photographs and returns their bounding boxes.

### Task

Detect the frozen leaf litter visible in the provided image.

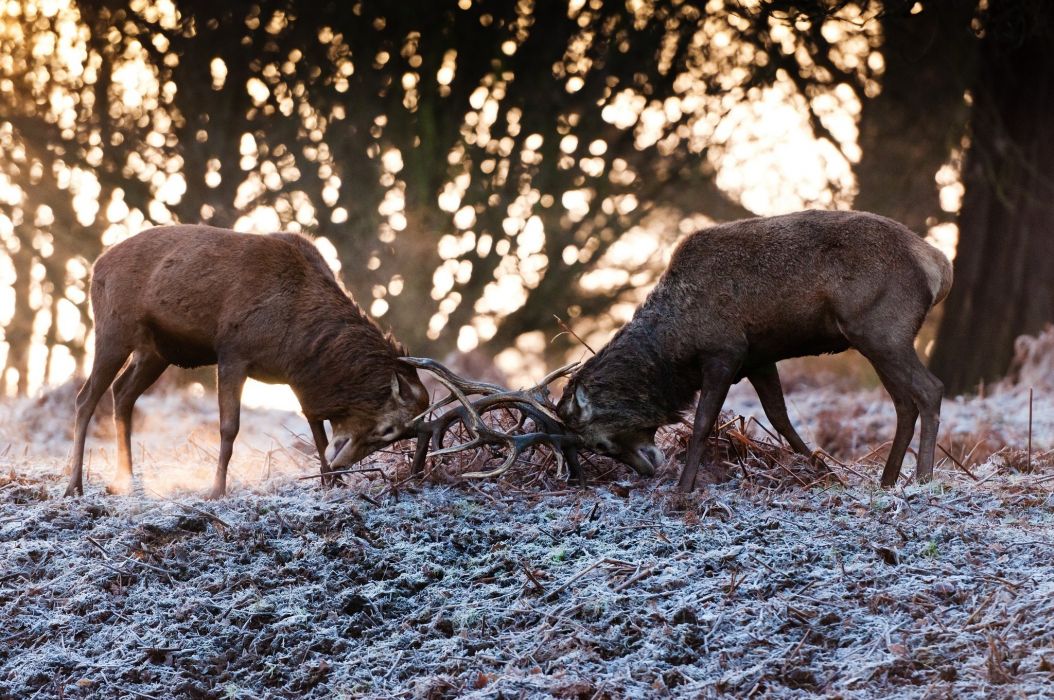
[1,372,1053,698]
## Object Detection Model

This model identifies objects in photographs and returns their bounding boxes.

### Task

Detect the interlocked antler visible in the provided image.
[399,357,585,483]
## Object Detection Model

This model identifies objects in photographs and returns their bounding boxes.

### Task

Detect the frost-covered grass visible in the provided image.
[1,375,1053,699]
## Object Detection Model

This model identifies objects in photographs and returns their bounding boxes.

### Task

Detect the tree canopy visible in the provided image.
[1,0,1049,397]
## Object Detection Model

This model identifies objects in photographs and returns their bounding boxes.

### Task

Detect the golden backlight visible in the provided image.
[0,0,961,406]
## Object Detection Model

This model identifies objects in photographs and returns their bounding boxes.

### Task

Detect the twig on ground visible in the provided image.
[938,444,980,481]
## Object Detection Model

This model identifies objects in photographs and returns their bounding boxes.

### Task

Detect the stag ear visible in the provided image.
[391,372,408,401]
[572,385,593,421]
[391,371,423,403]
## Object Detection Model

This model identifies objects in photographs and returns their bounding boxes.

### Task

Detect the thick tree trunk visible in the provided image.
[5,242,36,396]
[853,1,975,234]
[930,3,1054,394]
[382,206,446,353]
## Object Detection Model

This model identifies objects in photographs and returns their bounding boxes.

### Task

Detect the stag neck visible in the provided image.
[285,309,401,420]
[614,314,700,417]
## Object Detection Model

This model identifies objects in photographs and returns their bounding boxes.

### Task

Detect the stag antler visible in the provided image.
[399,357,585,483]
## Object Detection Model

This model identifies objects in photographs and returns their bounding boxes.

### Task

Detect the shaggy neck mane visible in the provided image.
[288,285,404,419]
[586,319,698,426]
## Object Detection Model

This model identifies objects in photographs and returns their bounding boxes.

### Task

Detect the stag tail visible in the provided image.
[918,240,954,307]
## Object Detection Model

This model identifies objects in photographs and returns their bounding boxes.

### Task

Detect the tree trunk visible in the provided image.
[382,206,446,353]
[5,241,36,396]
[930,2,1054,394]
[852,1,975,234]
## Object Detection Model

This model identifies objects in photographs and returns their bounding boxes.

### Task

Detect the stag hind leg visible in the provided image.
[871,369,920,487]
[848,331,943,487]
[209,360,247,499]
[868,347,942,486]
[64,342,132,497]
[109,351,168,495]
[747,364,813,457]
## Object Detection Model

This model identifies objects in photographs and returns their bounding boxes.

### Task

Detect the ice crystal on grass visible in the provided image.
[1,373,1053,698]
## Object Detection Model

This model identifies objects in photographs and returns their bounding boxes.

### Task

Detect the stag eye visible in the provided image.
[378,425,401,442]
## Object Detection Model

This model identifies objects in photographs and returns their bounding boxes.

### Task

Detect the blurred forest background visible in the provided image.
[0,0,1051,402]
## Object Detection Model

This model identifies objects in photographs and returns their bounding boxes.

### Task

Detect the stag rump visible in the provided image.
[64,226,428,498]
[557,210,953,492]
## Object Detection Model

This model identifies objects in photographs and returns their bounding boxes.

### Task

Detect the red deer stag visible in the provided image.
[64,226,428,498]
[556,210,953,491]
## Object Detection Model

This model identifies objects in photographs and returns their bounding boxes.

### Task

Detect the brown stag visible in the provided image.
[556,210,953,491]
[64,226,428,498]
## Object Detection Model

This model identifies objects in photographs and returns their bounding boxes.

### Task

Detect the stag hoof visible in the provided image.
[105,478,133,496]
[205,486,226,500]
[105,478,131,495]
[63,482,83,498]
[321,473,346,489]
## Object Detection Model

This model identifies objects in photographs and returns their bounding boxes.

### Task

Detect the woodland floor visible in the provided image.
[1,370,1053,699]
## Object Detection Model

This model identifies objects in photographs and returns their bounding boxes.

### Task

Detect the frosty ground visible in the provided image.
[1,363,1053,698]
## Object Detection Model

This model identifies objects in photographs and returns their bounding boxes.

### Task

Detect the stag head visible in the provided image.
[556,376,666,477]
[325,367,428,468]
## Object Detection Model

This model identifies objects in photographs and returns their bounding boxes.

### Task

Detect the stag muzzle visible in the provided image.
[325,436,369,469]
[583,435,665,477]
[326,423,420,468]
[618,442,665,477]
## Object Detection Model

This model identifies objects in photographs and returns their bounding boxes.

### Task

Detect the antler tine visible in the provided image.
[479,361,579,421]
[462,432,581,479]
[416,397,559,463]
[409,395,454,426]
[402,355,508,431]
[423,370,490,432]
[460,435,531,480]
[428,436,487,458]
[404,356,574,428]
[455,390,559,423]
[400,356,506,396]
[406,365,490,474]
[416,369,508,459]
[536,361,579,388]
[403,357,586,485]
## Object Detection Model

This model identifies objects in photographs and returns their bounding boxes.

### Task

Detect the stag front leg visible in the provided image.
[677,358,737,493]
[309,419,343,487]
[210,361,247,499]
